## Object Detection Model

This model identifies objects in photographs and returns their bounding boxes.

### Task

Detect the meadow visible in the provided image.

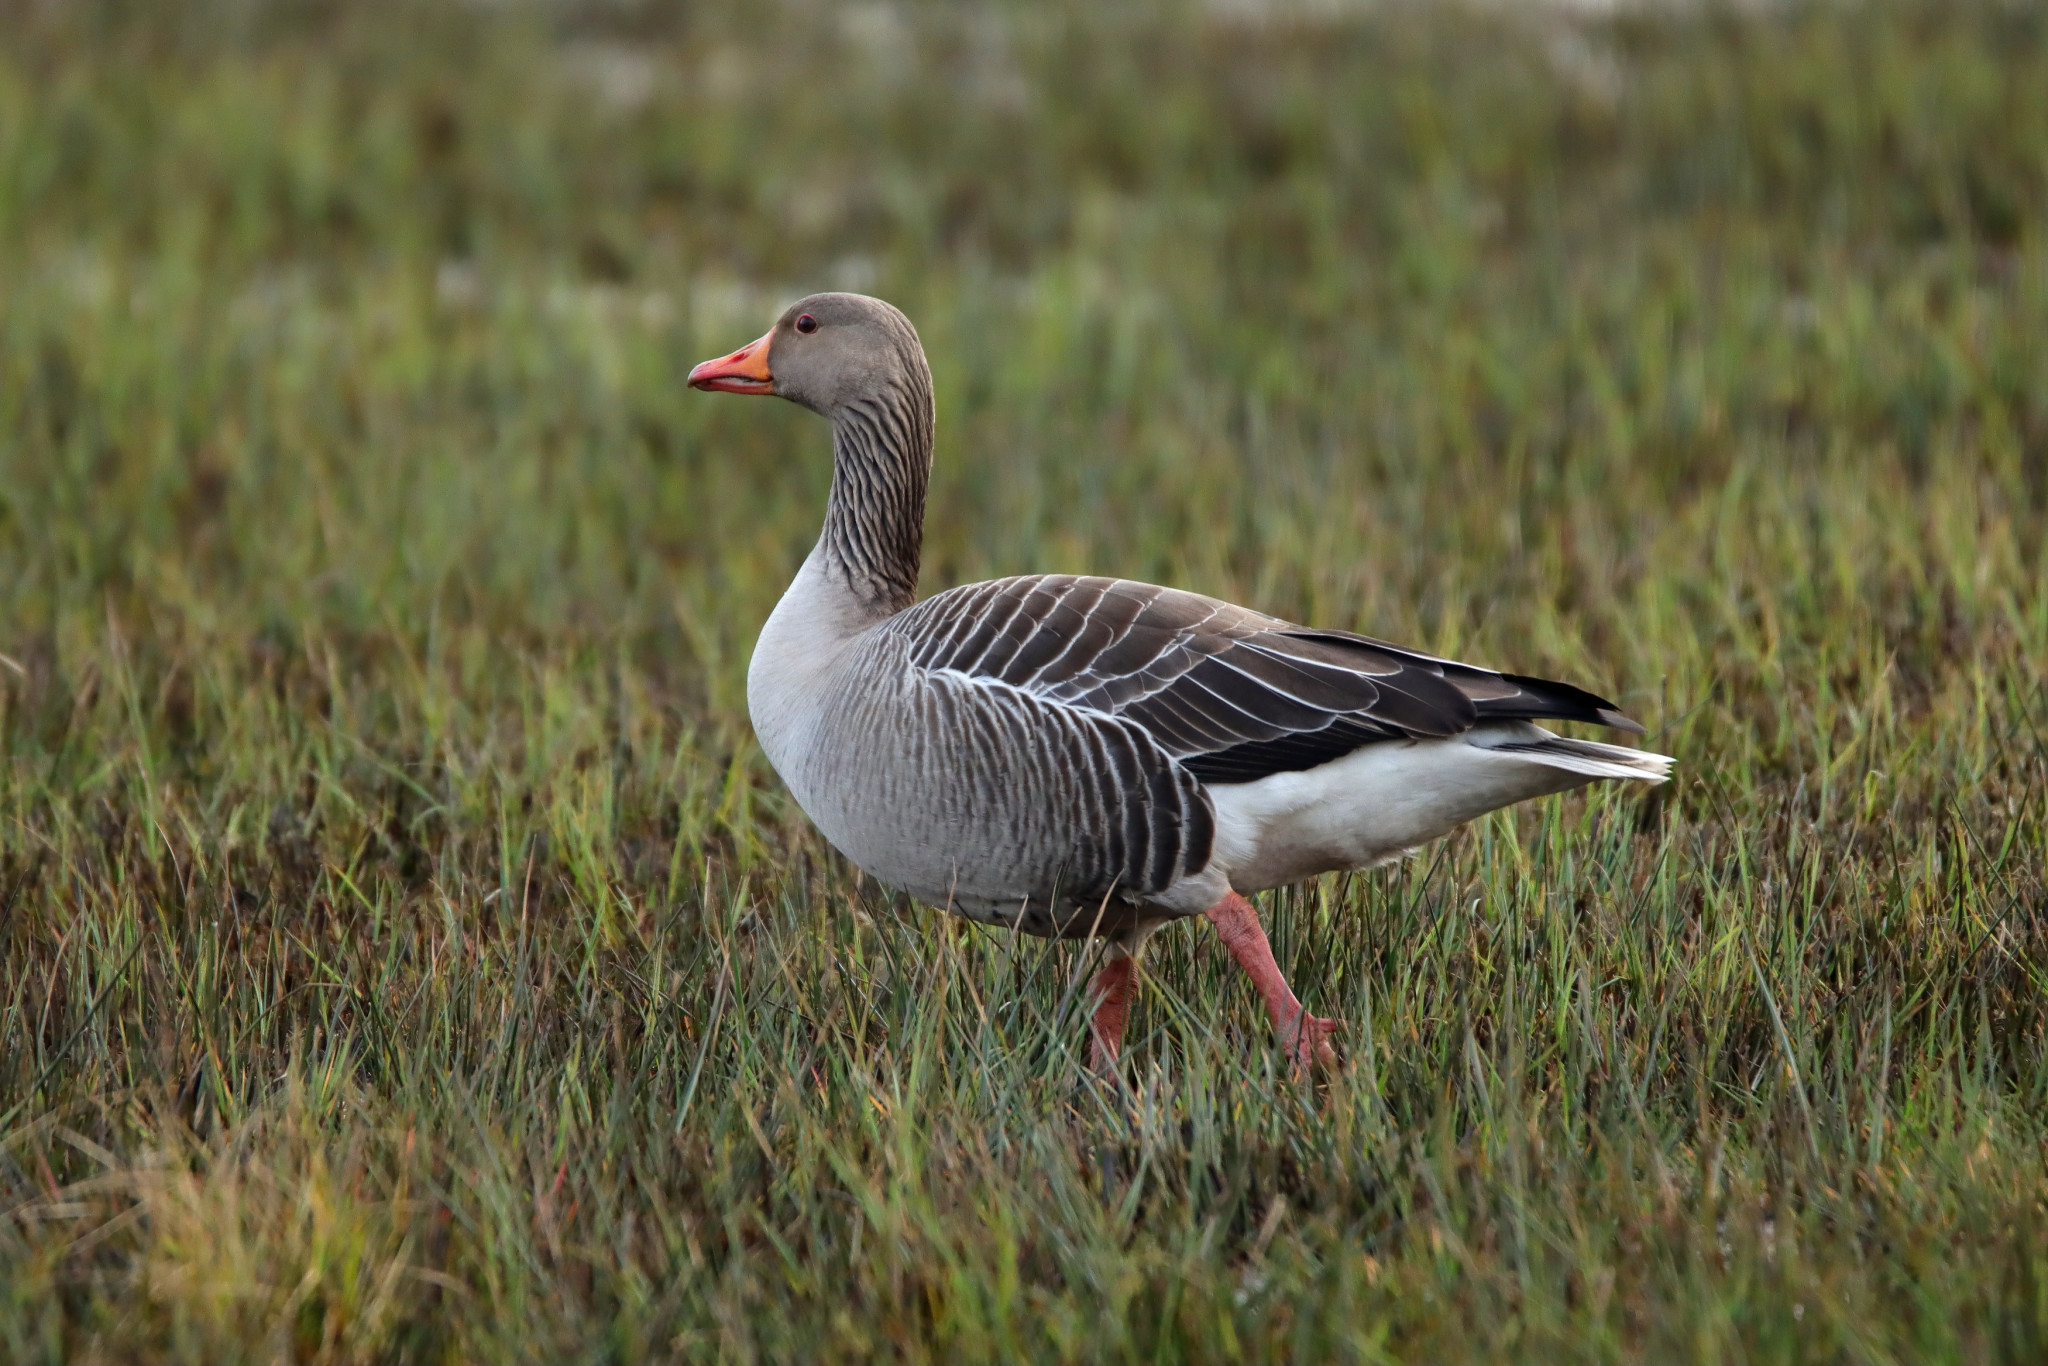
[2,0,2047,1360]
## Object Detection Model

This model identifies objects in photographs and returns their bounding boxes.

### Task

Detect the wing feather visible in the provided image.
[890,575,1643,786]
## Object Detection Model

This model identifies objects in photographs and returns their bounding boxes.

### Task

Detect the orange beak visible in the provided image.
[687,330,775,394]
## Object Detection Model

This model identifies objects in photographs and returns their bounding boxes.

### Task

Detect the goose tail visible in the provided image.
[1475,727,1673,784]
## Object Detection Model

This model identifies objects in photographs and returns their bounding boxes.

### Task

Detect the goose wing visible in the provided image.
[889,575,1642,785]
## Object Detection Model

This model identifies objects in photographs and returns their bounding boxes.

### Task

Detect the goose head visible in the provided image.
[688,292,924,420]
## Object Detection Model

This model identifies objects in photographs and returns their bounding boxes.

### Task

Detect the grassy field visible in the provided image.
[3,0,2047,1360]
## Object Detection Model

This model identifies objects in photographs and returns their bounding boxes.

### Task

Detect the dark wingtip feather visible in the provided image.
[1487,671,1644,734]
[1596,707,1646,735]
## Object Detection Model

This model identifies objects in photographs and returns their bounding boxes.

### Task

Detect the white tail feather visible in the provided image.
[1488,734,1672,784]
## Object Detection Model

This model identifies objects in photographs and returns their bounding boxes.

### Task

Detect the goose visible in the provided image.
[690,293,1671,1072]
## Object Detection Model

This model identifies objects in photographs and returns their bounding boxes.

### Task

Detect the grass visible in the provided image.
[2,0,2047,1359]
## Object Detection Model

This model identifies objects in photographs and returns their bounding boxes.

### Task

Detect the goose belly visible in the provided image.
[1204,732,1589,892]
[784,761,1168,938]
[792,766,1046,919]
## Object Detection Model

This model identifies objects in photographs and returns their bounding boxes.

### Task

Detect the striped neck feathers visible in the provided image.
[820,351,933,615]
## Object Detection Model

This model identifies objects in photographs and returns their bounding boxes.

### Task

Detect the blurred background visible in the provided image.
[5,0,2040,726]
[3,1,2047,1360]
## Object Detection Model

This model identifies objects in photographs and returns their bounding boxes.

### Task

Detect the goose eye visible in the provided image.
[795,314,818,334]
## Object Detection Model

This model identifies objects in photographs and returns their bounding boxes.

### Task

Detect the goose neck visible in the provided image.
[819,366,932,615]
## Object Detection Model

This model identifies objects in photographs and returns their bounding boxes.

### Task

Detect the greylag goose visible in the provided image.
[690,294,1671,1072]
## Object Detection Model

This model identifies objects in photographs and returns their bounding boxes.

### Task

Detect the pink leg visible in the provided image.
[1088,951,1136,1073]
[1204,891,1342,1071]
